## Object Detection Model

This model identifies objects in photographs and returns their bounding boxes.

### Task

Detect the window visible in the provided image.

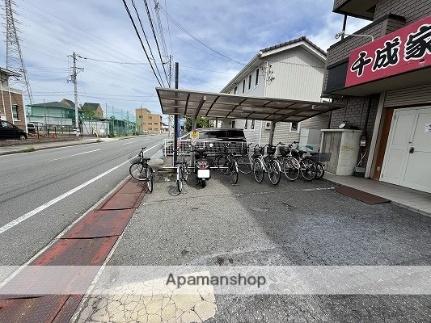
[12,104,19,120]
[242,80,245,93]
[234,86,237,94]
[255,68,259,86]
[248,74,252,89]
[290,122,300,132]
[251,120,255,130]
[1,120,13,128]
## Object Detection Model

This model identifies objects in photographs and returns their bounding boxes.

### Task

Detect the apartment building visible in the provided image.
[0,67,26,131]
[323,0,431,193]
[221,37,329,150]
[136,107,162,134]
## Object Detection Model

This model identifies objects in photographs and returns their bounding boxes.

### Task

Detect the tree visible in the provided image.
[185,116,210,132]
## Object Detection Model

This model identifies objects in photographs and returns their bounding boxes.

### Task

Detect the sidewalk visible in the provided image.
[324,173,431,216]
[0,138,106,156]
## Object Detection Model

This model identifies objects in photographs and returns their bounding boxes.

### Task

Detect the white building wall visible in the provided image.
[222,45,328,147]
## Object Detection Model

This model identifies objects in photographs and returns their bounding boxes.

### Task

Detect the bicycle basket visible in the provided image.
[267,145,276,155]
[278,146,289,157]
[254,146,264,155]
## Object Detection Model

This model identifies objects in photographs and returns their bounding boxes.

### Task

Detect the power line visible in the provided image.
[143,0,169,85]
[130,0,165,87]
[121,0,163,87]
[78,56,149,65]
[160,7,245,66]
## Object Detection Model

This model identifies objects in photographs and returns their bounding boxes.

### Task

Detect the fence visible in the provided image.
[163,139,249,158]
[28,124,76,139]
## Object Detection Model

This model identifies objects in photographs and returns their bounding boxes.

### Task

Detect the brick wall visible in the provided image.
[375,0,431,24]
[0,90,26,130]
[330,96,378,136]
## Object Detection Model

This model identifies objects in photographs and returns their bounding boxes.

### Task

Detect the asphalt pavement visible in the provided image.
[75,172,431,322]
[0,134,166,265]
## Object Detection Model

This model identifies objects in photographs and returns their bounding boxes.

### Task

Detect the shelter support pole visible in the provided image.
[173,62,179,166]
[268,121,276,146]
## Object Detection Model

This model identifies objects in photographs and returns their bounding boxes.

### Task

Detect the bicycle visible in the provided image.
[252,144,282,185]
[175,151,190,193]
[290,142,317,181]
[214,143,239,184]
[276,143,300,181]
[236,143,254,175]
[129,147,154,192]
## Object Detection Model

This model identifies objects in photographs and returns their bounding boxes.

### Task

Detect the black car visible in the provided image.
[181,128,247,142]
[0,120,27,140]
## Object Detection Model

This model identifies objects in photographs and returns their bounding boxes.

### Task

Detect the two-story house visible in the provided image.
[221,36,329,150]
[81,102,104,119]
[323,0,431,193]
[27,99,76,127]
[0,67,26,131]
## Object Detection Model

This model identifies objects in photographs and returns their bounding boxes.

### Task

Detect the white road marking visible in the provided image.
[51,148,101,161]
[0,143,161,235]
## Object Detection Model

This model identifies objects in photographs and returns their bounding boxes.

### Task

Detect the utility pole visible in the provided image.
[173,62,179,165]
[69,52,83,136]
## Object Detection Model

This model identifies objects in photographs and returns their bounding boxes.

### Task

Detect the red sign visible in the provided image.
[346,16,431,87]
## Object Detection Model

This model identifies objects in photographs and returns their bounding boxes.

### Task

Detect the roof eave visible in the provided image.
[220,54,261,93]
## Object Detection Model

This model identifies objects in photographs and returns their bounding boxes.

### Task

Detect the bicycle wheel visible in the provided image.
[268,160,281,185]
[181,164,190,182]
[129,162,146,181]
[215,155,228,173]
[300,158,316,181]
[230,160,239,184]
[314,162,325,180]
[282,157,300,181]
[146,166,154,193]
[237,155,252,175]
[253,159,265,183]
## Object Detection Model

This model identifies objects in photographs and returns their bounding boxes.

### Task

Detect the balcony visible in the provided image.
[323,14,406,95]
[333,0,378,20]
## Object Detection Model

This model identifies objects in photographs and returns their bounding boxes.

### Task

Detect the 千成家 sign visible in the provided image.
[346,16,431,87]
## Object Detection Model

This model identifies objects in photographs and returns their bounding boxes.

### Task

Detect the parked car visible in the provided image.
[166,128,247,156]
[27,122,36,134]
[0,120,27,140]
[180,128,247,142]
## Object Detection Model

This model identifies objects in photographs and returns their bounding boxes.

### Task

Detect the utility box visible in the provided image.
[320,129,362,176]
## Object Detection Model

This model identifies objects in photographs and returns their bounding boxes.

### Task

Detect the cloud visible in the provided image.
[0,0,370,116]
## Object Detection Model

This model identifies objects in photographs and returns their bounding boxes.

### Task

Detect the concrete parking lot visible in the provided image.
[76,172,431,322]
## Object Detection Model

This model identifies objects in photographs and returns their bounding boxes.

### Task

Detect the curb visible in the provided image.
[0,176,148,322]
[0,140,101,156]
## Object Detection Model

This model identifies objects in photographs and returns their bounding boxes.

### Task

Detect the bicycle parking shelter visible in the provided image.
[156,87,345,162]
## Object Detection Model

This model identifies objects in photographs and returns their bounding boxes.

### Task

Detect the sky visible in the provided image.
[1,0,368,119]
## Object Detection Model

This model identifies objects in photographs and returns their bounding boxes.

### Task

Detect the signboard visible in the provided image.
[190,130,199,145]
[346,16,431,87]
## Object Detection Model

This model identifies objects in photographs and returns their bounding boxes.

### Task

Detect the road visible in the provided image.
[0,135,166,265]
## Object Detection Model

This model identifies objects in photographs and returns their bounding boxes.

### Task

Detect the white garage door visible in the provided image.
[381,107,431,193]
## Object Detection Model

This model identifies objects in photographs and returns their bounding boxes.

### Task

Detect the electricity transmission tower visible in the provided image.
[4,0,33,104]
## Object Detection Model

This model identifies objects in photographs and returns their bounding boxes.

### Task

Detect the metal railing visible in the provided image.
[163,139,249,158]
